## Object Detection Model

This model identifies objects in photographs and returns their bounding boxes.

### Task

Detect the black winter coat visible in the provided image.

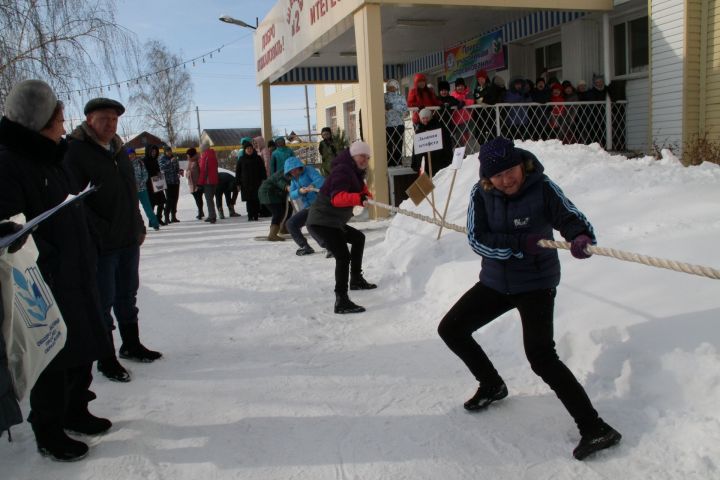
[142,146,166,207]
[0,117,112,369]
[235,152,267,202]
[64,124,145,253]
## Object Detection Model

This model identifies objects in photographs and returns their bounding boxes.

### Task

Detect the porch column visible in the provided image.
[603,13,613,151]
[260,80,272,140]
[354,4,389,218]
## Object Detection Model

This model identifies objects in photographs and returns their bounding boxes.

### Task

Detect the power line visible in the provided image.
[56,35,250,99]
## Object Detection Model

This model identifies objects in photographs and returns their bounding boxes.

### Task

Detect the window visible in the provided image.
[613,16,648,76]
[326,106,337,131]
[535,42,562,80]
[344,101,357,142]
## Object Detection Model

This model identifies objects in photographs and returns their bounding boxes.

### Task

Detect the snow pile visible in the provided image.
[2,140,719,479]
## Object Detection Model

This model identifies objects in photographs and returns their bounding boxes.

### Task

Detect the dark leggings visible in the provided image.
[307,224,365,293]
[165,184,180,215]
[437,282,600,435]
[265,203,285,225]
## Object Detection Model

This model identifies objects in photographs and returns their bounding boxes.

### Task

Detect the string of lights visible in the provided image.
[56,35,248,100]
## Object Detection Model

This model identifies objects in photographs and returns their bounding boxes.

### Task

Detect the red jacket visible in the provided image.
[407,73,440,124]
[198,148,218,185]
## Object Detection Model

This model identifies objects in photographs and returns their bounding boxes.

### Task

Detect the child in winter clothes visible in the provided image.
[450,77,474,148]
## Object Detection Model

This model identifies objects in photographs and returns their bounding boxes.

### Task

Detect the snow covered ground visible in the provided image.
[2,141,719,479]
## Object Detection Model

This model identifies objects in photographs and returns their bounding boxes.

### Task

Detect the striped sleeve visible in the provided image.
[543,178,596,243]
[467,183,524,260]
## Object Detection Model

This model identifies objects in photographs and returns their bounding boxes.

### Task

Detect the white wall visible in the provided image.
[625,77,650,151]
[650,0,685,149]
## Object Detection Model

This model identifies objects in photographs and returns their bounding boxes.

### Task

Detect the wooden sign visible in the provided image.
[405,174,435,206]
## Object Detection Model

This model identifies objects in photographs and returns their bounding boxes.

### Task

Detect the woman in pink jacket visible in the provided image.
[198,141,219,223]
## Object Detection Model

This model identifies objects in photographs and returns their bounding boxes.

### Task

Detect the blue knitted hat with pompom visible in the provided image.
[479,137,522,178]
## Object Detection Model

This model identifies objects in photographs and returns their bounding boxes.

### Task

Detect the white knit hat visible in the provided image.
[3,80,58,132]
[349,140,371,158]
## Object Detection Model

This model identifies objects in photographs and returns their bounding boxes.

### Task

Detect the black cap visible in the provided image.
[84,97,125,116]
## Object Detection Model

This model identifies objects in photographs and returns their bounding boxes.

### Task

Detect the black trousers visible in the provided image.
[191,190,204,212]
[307,224,365,294]
[29,363,93,432]
[246,199,260,220]
[437,282,600,435]
[165,184,180,215]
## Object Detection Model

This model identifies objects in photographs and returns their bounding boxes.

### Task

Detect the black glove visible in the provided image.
[0,221,30,254]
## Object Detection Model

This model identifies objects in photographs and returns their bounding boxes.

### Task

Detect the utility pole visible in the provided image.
[196,106,201,140]
[304,85,312,142]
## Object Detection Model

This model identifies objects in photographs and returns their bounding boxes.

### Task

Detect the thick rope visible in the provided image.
[368,199,720,281]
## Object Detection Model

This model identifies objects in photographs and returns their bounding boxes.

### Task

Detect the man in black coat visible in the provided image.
[0,80,114,460]
[64,97,162,383]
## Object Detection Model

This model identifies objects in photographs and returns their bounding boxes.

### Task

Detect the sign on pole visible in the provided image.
[414,129,443,155]
[450,146,466,170]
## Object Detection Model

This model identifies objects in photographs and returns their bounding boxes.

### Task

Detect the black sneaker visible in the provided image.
[350,273,377,290]
[35,429,89,462]
[64,412,112,436]
[119,343,162,363]
[97,358,131,382]
[296,245,315,256]
[334,294,365,314]
[463,382,508,411]
[573,423,621,460]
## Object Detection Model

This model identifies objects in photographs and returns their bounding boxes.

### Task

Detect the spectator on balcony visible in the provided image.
[436,80,464,133]
[407,73,440,128]
[450,77,474,149]
[576,80,589,101]
[548,82,567,143]
[531,78,551,104]
[411,108,452,175]
[472,70,494,146]
[503,77,531,141]
[585,74,608,101]
[384,79,408,167]
[530,78,552,140]
[485,75,506,106]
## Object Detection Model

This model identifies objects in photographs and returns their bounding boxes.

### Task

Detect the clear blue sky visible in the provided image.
[112,0,316,139]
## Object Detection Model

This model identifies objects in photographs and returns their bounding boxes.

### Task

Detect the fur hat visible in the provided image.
[454,77,466,87]
[386,79,400,90]
[186,147,197,157]
[438,80,451,92]
[321,126,332,134]
[419,108,434,120]
[83,97,125,116]
[349,140,371,158]
[479,137,522,178]
[3,80,58,132]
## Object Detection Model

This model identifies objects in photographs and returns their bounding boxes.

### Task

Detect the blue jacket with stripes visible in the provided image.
[467,150,595,294]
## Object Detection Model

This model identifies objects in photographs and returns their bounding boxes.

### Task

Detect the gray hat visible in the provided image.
[83,97,125,116]
[3,80,58,132]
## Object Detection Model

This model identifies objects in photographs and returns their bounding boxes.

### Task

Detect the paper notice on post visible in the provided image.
[414,129,443,155]
[0,184,98,250]
[450,147,466,170]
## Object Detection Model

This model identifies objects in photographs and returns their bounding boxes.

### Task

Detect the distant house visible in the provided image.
[123,131,165,150]
[200,128,262,148]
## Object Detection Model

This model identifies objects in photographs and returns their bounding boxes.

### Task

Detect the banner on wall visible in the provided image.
[444,30,506,81]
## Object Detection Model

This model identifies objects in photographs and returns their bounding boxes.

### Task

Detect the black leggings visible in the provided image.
[437,282,600,436]
[307,224,365,294]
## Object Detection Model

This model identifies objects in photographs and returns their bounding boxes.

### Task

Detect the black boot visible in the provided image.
[218,208,225,220]
[334,292,365,314]
[33,425,89,462]
[64,406,112,435]
[350,271,377,290]
[228,206,241,217]
[118,323,162,363]
[573,421,622,460]
[171,210,180,223]
[97,334,130,382]
[97,355,131,382]
[463,381,508,411]
[164,210,171,225]
[196,208,204,220]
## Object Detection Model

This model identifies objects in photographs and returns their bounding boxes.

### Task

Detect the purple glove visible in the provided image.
[523,234,545,255]
[571,234,593,259]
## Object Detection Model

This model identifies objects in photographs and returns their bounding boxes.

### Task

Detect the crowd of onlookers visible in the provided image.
[385,69,623,169]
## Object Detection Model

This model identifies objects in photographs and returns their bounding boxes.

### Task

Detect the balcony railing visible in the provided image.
[387,101,628,168]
